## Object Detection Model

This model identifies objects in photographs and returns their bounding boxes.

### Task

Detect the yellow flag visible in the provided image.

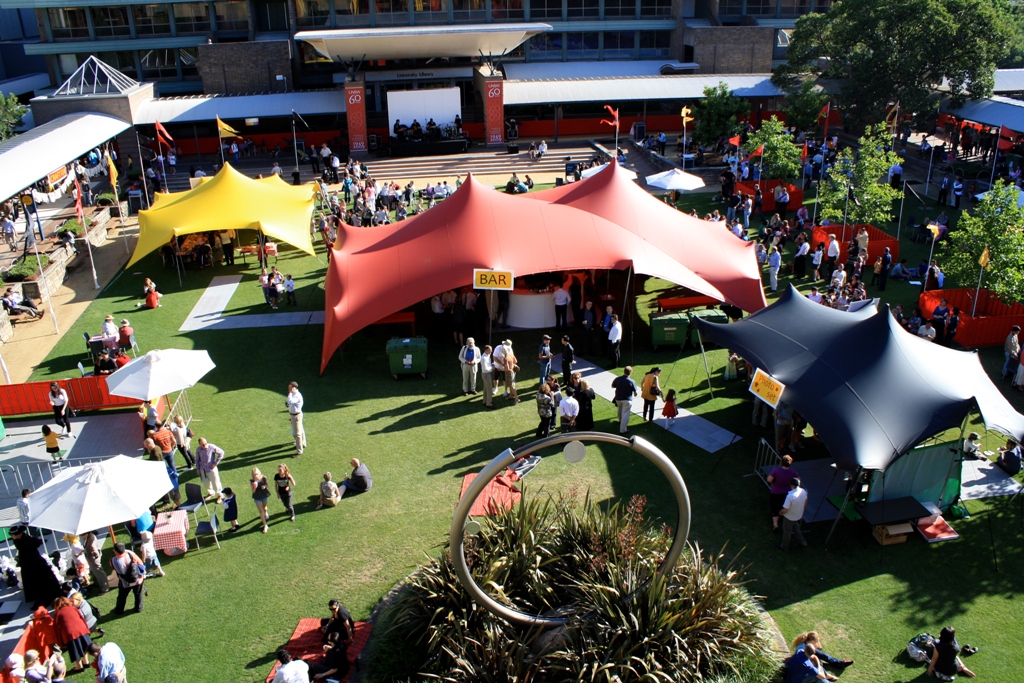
[927,223,942,240]
[106,152,118,189]
[217,116,240,138]
[680,106,692,124]
[979,245,991,269]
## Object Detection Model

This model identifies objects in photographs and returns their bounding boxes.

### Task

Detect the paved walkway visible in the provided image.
[179,275,324,332]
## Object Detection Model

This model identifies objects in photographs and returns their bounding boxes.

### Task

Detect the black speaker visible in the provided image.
[555,177,565,186]
[507,144,519,154]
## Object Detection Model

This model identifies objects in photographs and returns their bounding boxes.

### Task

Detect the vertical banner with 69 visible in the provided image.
[345,83,368,153]
[484,80,504,146]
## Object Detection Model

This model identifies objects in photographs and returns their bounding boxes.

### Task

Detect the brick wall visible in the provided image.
[197,41,293,95]
[684,26,774,74]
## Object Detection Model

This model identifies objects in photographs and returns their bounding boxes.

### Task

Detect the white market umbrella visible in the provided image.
[27,455,173,535]
[581,163,638,179]
[105,348,215,401]
[645,168,706,191]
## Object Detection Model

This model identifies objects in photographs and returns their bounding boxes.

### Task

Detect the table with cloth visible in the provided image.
[153,510,190,556]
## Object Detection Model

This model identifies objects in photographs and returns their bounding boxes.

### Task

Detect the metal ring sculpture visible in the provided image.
[450,432,692,628]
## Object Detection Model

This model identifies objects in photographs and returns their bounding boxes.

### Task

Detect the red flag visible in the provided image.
[600,105,619,130]
[819,102,831,140]
[999,125,1016,150]
[155,120,174,144]
[73,177,85,229]
[800,142,808,163]
[728,135,741,147]
[749,145,764,158]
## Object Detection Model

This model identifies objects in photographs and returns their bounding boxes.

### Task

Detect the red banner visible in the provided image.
[484,79,504,146]
[345,83,368,153]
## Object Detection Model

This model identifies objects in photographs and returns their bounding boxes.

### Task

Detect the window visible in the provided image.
[213,0,249,31]
[566,0,598,19]
[490,0,524,21]
[375,0,409,24]
[254,0,288,30]
[93,51,138,78]
[453,0,486,22]
[639,0,671,16]
[604,0,636,17]
[335,0,370,24]
[414,0,448,24]
[603,30,634,59]
[139,49,179,79]
[528,32,562,60]
[529,0,562,20]
[638,30,670,58]
[780,0,808,15]
[173,3,211,33]
[565,32,598,59]
[179,47,199,77]
[133,5,171,35]
[745,0,776,14]
[718,0,742,14]
[91,8,130,38]
[48,8,89,41]
[295,0,331,26]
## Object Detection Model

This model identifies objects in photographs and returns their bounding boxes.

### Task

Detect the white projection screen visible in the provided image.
[386,87,462,130]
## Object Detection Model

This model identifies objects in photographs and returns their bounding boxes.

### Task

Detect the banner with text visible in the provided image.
[345,83,368,154]
[483,79,504,146]
[749,367,785,409]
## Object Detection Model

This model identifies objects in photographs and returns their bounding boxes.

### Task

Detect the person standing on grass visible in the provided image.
[767,455,799,534]
[537,334,554,386]
[109,543,145,614]
[150,422,177,472]
[195,438,225,501]
[607,314,623,368]
[777,477,807,552]
[501,340,520,405]
[275,464,297,522]
[535,383,555,438]
[560,335,575,385]
[559,387,579,433]
[480,345,495,409]
[285,382,306,456]
[169,415,194,469]
[251,467,272,533]
[81,532,108,595]
[611,366,638,434]
[458,338,480,395]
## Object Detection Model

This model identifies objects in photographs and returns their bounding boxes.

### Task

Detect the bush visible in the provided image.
[95,191,117,206]
[372,490,781,682]
[61,217,90,236]
[126,169,142,181]
[3,253,50,282]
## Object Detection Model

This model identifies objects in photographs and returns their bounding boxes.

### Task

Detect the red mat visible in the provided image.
[460,471,521,516]
[916,516,959,543]
[266,618,372,682]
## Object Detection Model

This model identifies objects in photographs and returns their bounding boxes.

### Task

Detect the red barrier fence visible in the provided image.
[0,376,154,417]
[734,179,804,214]
[919,288,1024,348]
[811,223,900,265]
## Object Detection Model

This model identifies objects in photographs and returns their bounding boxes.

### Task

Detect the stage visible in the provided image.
[388,138,469,157]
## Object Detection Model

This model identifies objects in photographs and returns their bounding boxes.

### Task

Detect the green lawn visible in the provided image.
[16,188,1024,682]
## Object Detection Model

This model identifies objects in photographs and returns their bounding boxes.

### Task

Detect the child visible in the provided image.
[284,274,297,306]
[221,487,239,532]
[138,530,165,578]
[42,425,63,460]
[661,389,678,427]
[62,534,89,587]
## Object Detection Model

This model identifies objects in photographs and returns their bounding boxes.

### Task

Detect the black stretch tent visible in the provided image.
[695,286,1024,472]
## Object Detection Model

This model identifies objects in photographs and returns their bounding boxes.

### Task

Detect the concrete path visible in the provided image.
[179,275,324,332]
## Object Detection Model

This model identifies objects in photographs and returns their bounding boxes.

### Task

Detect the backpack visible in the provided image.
[116,556,143,584]
[907,633,935,663]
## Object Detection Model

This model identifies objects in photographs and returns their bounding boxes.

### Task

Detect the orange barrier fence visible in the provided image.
[0,376,154,418]
[811,223,900,265]
[734,179,804,214]
[919,288,1024,348]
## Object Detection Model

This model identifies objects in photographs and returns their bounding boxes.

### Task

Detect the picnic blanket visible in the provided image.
[265,618,372,682]
[460,471,522,516]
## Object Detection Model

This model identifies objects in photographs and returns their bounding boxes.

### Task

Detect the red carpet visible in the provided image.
[266,618,372,682]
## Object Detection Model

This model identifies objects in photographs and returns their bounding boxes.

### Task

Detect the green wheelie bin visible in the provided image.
[386,337,428,379]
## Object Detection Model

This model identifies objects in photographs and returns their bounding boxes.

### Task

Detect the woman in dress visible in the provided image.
[927,627,975,680]
[52,596,92,673]
[274,464,296,522]
[258,268,272,305]
[640,368,662,422]
[250,467,271,533]
[70,591,103,639]
[48,382,72,436]
[575,379,596,432]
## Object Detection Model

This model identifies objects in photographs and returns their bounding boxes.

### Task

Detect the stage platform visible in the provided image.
[389,138,469,157]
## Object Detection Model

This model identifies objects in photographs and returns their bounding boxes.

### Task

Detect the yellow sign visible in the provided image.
[47,166,68,187]
[749,367,785,409]
[473,269,514,290]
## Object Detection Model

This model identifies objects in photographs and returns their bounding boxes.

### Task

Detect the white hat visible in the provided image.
[502,339,513,347]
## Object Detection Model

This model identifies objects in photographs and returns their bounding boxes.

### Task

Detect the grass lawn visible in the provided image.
[16,185,1024,683]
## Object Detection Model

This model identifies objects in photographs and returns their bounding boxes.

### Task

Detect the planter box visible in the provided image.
[0,310,12,344]
[90,207,111,230]
[21,253,67,302]
[85,221,107,248]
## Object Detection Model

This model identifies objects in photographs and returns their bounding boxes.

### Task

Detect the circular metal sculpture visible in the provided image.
[450,432,691,628]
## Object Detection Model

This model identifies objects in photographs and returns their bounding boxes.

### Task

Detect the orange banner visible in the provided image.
[345,83,368,153]
[484,79,504,146]
[749,367,785,409]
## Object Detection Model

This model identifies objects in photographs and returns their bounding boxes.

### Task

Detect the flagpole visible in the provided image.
[156,130,166,187]
[989,142,999,189]
[134,130,152,210]
[896,178,907,241]
[74,178,100,290]
[925,144,935,194]
[291,109,300,176]
[972,264,984,317]
[218,117,226,168]
[31,237,59,334]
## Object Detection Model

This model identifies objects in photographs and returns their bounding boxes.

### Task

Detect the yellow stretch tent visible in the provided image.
[150,173,290,209]
[129,164,316,267]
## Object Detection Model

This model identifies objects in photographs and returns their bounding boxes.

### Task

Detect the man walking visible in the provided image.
[560,335,575,384]
[608,314,623,368]
[768,246,782,292]
[286,382,306,455]
[1004,326,1021,378]
[826,234,840,274]
[552,284,571,333]
[937,173,950,206]
[150,421,177,471]
[110,542,145,614]
[537,334,554,385]
[778,477,808,552]
[878,247,892,291]
[195,437,224,501]
[611,366,638,434]
[458,338,480,395]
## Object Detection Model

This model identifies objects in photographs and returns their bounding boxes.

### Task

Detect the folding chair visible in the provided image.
[179,482,205,527]
[82,332,92,360]
[77,362,91,377]
[195,514,221,549]
[120,333,141,358]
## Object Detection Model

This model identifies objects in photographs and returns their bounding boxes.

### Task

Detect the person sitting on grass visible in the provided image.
[319,599,355,644]
[317,473,341,510]
[889,259,912,281]
[791,632,853,672]
[927,626,976,680]
[309,631,351,682]
[338,459,372,498]
[785,643,837,682]
[996,439,1022,476]
[271,649,308,683]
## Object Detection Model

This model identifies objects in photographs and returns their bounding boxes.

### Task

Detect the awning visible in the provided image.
[502,73,782,106]
[0,72,51,98]
[942,95,1024,133]
[134,90,347,125]
[296,24,550,62]
[994,69,1024,93]
[503,61,699,80]
[0,112,129,202]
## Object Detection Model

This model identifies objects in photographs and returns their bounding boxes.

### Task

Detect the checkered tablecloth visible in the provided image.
[153,510,190,555]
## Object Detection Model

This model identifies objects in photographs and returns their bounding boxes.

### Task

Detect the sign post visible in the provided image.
[473,269,514,347]
[748,367,785,409]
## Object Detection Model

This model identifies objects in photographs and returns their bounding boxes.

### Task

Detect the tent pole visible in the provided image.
[695,325,715,399]
[896,178,907,241]
[971,264,984,317]
[488,290,494,349]
[923,234,937,292]
[824,467,860,547]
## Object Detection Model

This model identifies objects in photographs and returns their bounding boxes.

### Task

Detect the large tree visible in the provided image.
[777,0,1010,127]
[691,82,749,148]
[0,93,26,142]
[783,80,830,133]
[818,123,902,227]
[940,182,1024,301]
[746,116,802,181]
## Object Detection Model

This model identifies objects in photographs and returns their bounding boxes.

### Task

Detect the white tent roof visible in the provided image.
[994,69,1024,93]
[0,112,130,202]
[943,95,1024,133]
[503,61,699,80]
[296,24,550,61]
[135,90,347,124]
[502,73,782,106]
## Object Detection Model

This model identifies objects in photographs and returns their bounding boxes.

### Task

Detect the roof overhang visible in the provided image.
[0,112,130,202]
[134,90,347,124]
[502,74,782,106]
[295,24,550,62]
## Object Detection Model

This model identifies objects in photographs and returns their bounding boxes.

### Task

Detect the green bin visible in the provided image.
[650,312,689,351]
[386,336,428,379]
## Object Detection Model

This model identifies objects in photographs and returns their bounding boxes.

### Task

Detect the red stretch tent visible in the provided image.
[322,168,766,371]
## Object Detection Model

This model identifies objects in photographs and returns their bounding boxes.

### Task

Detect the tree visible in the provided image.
[746,116,802,181]
[818,123,902,227]
[783,80,830,132]
[940,182,1024,302]
[691,82,749,148]
[0,93,26,142]
[778,0,1009,127]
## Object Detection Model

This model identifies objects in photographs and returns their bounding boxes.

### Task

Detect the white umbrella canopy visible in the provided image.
[581,163,638,179]
[104,348,215,401]
[645,168,706,191]
[27,455,173,535]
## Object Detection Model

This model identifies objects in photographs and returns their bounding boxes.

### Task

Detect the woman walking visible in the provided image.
[575,378,596,431]
[53,596,93,673]
[251,467,271,533]
[640,367,662,422]
[274,464,297,522]
[48,382,72,436]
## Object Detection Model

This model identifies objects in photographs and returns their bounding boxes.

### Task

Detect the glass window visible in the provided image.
[133,5,172,35]
[140,48,178,79]
[453,0,486,22]
[254,0,288,30]
[413,0,448,24]
[566,0,597,19]
[296,0,331,26]
[91,8,130,38]
[179,47,199,77]
[173,3,211,33]
[93,51,138,78]
[718,0,742,14]
[48,8,89,41]
[213,0,249,31]
[565,32,597,59]
[745,0,776,14]
[57,54,81,81]
[638,30,670,58]
[639,0,671,16]
[528,32,562,60]
[529,0,562,20]
[335,0,371,24]
[603,30,634,59]
[780,0,807,14]
[490,0,524,21]
[604,0,636,17]
[375,0,409,24]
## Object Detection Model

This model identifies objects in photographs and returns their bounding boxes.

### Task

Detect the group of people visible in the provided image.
[271,599,358,682]
[258,267,298,309]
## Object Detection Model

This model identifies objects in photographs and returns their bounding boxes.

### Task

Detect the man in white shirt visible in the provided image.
[768,247,782,292]
[492,340,508,398]
[794,239,810,278]
[917,321,937,342]
[559,387,579,432]
[272,649,310,683]
[552,285,572,332]
[826,234,840,273]
[778,477,808,551]
[831,265,847,290]
[458,337,480,395]
[285,382,306,456]
[607,314,623,367]
[480,344,495,409]
[806,287,823,305]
